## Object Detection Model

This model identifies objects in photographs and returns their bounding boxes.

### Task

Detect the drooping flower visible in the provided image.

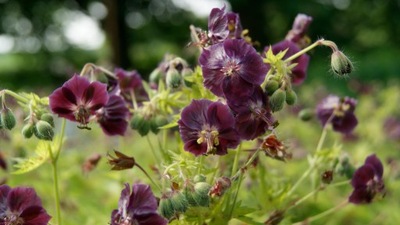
[111,183,167,225]
[96,95,129,136]
[114,68,149,103]
[316,95,358,134]
[49,75,109,128]
[178,99,240,156]
[0,185,51,225]
[199,39,268,97]
[349,154,385,204]
[224,84,275,140]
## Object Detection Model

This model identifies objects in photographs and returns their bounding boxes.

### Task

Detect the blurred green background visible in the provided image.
[1,0,399,93]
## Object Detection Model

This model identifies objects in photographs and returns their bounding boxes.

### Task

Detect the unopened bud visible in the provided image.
[331,50,353,76]
[149,68,163,85]
[166,68,182,89]
[159,197,174,219]
[130,113,150,136]
[193,174,206,183]
[170,192,188,213]
[298,108,314,121]
[321,170,334,184]
[183,186,198,206]
[285,89,297,105]
[269,89,286,112]
[22,123,35,139]
[35,120,54,141]
[193,182,211,207]
[265,80,280,95]
[181,68,194,87]
[150,115,168,134]
[0,107,16,130]
[40,113,55,127]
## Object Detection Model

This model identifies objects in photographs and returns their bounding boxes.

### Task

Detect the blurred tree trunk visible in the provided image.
[103,0,129,68]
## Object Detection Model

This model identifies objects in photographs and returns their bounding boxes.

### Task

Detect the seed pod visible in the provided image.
[269,89,286,112]
[166,68,182,89]
[0,107,16,130]
[159,197,174,219]
[193,182,211,207]
[35,120,54,141]
[285,89,297,105]
[22,123,35,138]
[40,113,55,127]
[265,80,279,95]
[331,50,353,76]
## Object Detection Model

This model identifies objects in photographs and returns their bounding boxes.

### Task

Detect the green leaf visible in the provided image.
[12,141,50,174]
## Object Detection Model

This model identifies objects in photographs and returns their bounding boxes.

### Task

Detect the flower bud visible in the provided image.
[193,182,211,207]
[285,89,297,105]
[183,186,198,207]
[321,170,334,184]
[0,107,16,130]
[170,192,188,213]
[166,68,182,89]
[159,197,174,219]
[22,123,35,139]
[269,89,286,112]
[181,68,194,87]
[34,120,54,141]
[331,50,353,76]
[40,113,55,127]
[265,80,280,95]
[298,108,314,121]
[149,68,163,85]
[130,113,150,136]
[150,115,168,134]
[193,174,206,183]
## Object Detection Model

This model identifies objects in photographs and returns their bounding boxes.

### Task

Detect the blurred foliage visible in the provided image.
[0,0,399,93]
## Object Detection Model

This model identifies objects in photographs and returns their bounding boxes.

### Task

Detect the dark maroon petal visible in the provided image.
[118,183,131,212]
[97,95,129,136]
[349,187,372,204]
[291,54,309,85]
[110,209,120,225]
[285,14,313,44]
[61,87,77,105]
[351,164,375,188]
[206,101,235,130]
[332,113,358,134]
[179,99,209,130]
[134,212,168,225]
[0,185,11,212]
[365,154,384,179]
[20,205,51,225]
[8,187,42,212]
[85,82,109,110]
[184,140,207,156]
[63,75,91,101]
[99,118,128,136]
[49,87,78,119]
[128,184,158,213]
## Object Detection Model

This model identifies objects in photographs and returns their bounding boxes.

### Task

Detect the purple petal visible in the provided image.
[97,95,129,136]
[128,184,158,213]
[179,99,209,131]
[0,185,11,214]
[20,206,51,225]
[134,211,168,225]
[349,187,372,204]
[365,154,384,179]
[118,183,131,213]
[351,164,375,188]
[184,140,207,156]
[8,187,42,212]
[206,101,235,130]
[332,113,358,134]
[62,75,91,101]
[85,82,109,110]
[208,6,229,43]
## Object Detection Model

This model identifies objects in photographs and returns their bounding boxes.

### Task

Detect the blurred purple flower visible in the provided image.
[316,95,358,134]
[225,85,275,140]
[285,14,313,47]
[208,6,229,43]
[111,183,167,225]
[178,99,240,156]
[226,12,243,39]
[264,40,310,85]
[0,185,51,225]
[349,154,385,204]
[115,68,149,103]
[199,39,268,97]
[96,95,129,136]
[383,117,400,141]
[49,75,109,127]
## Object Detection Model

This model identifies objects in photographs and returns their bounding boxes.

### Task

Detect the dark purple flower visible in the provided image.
[264,40,310,85]
[224,85,275,140]
[96,95,129,136]
[49,75,109,127]
[115,69,149,103]
[111,183,167,225]
[178,99,240,156]
[316,95,358,134]
[285,14,313,47]
[349,154,385,204]
[199,39,268,97]
[0,185,51,225]
[208,6,229,44]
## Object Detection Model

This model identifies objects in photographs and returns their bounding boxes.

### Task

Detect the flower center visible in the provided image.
[221,60,240,76]
[197,126,220,155]
[74,105,91,129]
[3,211,25,225]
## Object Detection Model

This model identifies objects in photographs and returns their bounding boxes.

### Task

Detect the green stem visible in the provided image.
[228,172,244,219]
[293,200,348,224]
[135,163,162,192]
[54,119,66,160]
[146,135,161,169]
[284,39,324,63]
[1,90,30,104]
[231,148,261,181]
[231,144,242,177]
